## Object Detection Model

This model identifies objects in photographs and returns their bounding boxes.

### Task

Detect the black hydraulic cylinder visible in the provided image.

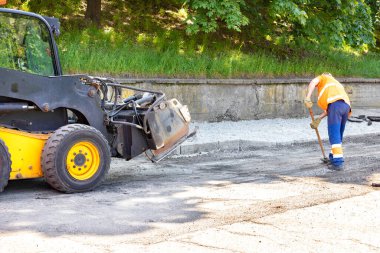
[0,103,36,113]
[123,93,143,104]
[135,95,155,105]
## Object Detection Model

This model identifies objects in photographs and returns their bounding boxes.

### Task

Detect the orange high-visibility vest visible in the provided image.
[316,75,351,111]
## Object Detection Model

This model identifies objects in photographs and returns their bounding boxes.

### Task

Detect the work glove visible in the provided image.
[304,98,313,109]
[310,118,321,129]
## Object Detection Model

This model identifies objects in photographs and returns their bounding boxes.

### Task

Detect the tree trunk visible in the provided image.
[85,0,101,26]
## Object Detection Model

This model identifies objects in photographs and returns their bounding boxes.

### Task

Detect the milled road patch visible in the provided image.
[0,135,379,252]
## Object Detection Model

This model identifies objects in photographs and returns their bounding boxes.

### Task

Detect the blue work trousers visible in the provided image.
[327,100,350,166]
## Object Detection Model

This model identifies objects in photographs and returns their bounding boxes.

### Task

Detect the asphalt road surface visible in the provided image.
[1,134,380,252]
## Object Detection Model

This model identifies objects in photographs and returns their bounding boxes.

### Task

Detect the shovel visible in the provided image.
[308,108,329,164]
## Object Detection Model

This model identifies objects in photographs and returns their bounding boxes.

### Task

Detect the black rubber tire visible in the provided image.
[0,139,11,193]
[41,124,111,193]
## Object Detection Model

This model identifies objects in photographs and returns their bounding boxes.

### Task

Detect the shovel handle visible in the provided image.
[308,108,327,160]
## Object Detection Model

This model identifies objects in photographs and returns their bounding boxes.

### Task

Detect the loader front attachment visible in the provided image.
[89,78,193,162]
[144,98,192,162]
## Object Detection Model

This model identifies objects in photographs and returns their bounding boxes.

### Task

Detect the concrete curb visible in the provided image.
[115,78,380,85]
[114,78,380,122]
[176,132,380,156]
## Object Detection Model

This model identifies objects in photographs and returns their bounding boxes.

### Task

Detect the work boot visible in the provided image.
[327,164,344,171]
[321,158,331,164]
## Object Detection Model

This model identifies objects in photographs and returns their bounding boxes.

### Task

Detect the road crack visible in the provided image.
[175,239,242,253]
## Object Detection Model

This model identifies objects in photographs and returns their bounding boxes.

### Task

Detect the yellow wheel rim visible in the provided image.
[66,141,100,180]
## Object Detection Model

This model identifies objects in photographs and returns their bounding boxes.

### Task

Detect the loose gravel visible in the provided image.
[185,109,380,146]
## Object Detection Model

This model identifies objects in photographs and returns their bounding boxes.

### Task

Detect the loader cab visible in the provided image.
[0,8,62,76]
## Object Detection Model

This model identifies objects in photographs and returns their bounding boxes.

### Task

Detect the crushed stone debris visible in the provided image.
[185,109,380,146]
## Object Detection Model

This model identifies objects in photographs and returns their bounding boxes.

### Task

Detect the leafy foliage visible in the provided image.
[366,0,380,46]
[27,0,82,17]
[269,0,308,27]
[182,0,376,49]
[2,0,379,53]
[262,0,375,48]
[185,0,249,34]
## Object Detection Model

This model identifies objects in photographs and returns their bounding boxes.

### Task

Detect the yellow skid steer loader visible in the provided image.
[0,6,192,193]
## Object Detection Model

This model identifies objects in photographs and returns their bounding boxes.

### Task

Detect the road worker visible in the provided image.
[304,73,351,170]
